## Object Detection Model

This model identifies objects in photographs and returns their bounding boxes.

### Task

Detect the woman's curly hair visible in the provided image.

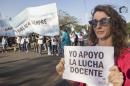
[88,5,128,58]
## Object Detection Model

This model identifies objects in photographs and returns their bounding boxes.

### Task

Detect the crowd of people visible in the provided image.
[0,30,86,56]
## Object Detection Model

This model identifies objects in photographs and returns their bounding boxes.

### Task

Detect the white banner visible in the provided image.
[11,3,59,36]
[0,19,15,37]
[63,46,114,86]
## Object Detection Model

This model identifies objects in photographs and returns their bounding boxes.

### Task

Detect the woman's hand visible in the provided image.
[56,58,80,85]
[108,66,124,86]
[56,58,65,75]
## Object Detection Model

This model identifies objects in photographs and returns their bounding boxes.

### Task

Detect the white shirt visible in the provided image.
[20,38,25,44]
[26,38,29,43]
[51,37,57,45]
[38,36,43,44]
[70,34,75,42]
[16,37,21,44]
[2,37,7,45]
[78,35,83,41]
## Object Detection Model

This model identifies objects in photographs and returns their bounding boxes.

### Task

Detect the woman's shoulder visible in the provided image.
[117,48,130,62]
[117,48,130,68]
[120,48,130,56]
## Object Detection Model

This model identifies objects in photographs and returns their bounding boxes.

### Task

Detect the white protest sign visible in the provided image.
[11,3,59,36]
[63,46,114,86]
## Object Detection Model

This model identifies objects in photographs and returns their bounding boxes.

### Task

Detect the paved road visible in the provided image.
[0,51,71,86]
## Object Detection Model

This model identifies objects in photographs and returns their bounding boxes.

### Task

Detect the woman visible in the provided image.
[56,5,130,86]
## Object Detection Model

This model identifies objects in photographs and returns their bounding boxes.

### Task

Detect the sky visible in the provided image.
[85,0,130,23]
[0,0,130,24]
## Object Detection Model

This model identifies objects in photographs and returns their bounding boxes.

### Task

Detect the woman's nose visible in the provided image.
[95,22,101,29]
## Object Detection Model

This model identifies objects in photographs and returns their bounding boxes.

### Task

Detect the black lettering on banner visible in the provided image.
[5,27,13,31]
[93,52,98,58]
[99,52,104,59]
[82,60,87,67]
[21,27,25,31]
[88,60,92,67]
[89,68,94,76]
[68,50,105,78]
[19,27,22,32]
[78,60,82,66]
[92,61,98,68]
[69,59,76,65]
[78,59,103,68]
[73,51,77,57]
[99,61,104,68]
[80,68,84,74]
[98,70,103,77]
[36,20,40,25]
[85,69,89,75]
[69,51,73,57]
[41,20,44,24]
[84,51,88,58]
[24,23,28,28]
[78,60,88,67]
[31,19,47,25]
[70,66,103,77]
[88,51,93,58]
[79,51,83,58]
[68,51,104,59]
[75,67,79,73]
[41,19,47,24]
[70,67,74,73]
[15,19,48,34]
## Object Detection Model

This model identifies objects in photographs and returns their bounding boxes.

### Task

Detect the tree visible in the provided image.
[58,10,78,29]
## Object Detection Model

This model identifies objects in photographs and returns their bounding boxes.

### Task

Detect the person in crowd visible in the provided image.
[7,37,12,47]
[60,27,71,56]
[78,31,84,46]
[25,36,29,53]
[1,36,8,53]
[56,5,130,86]
[20,36,26,52]
[56,35,62,56]
[70,32,75,46]
[16,36,21,51]
[43,36,47,51]
[38,35,43,55]
[74,32,78,46]
[31,33,38,52]
[51,36,58,55]
[46,36,52,55]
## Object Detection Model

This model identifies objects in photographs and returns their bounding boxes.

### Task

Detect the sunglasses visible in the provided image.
[89,17,111,28]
